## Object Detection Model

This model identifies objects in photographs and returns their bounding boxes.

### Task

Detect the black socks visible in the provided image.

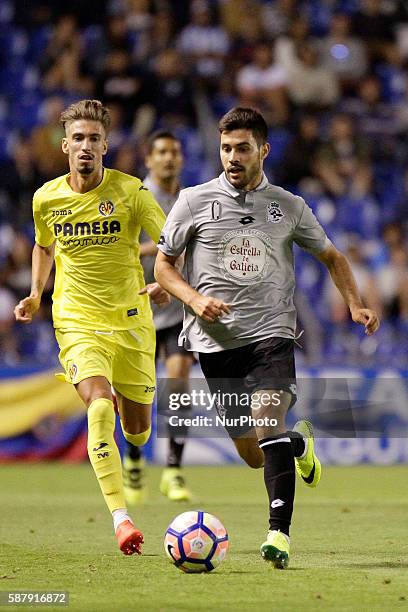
[259,435,296,536]
[127,442,141,461]
[287,430,306,458]
[167,437,185,468]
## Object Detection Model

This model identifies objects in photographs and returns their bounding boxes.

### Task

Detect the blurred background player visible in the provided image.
[14,99,169,555]
[123,130,194,504]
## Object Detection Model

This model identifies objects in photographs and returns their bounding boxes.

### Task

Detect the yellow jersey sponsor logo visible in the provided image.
[53,219,121,237]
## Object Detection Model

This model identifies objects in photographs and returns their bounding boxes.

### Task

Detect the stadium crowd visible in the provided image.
[1,0,408,367]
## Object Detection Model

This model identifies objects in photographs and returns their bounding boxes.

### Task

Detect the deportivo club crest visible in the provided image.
[266,201,284,223]
[99,200,115,217]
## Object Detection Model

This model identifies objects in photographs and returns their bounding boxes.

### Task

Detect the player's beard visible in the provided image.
[77,162,94,175]
[160,170,177,184]
[227,162,261,190]
[159,166,177,181]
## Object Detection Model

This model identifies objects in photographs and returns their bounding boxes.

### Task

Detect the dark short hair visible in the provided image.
[146,130,181,154]
[218,107,268,146]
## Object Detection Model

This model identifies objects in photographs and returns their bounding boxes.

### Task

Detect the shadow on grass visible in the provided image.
[225,567,305,574]
[341,561,408,569]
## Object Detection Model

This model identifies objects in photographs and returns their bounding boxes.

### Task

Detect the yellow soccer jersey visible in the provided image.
[33,168,166,331]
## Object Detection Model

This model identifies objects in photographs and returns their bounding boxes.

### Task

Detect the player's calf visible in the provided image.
[87,398,128,512]
[232,437,264,468]
[123,453,148,505]
[258,433,295,566]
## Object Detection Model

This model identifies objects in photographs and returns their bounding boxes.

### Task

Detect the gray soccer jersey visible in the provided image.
[157,172,331,352]
[141,174,183,331]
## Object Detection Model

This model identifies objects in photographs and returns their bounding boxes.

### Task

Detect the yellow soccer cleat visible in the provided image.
[123,456,148,505]
[293,420,321,488]
[260,530,290,569]
[159,467,192,502]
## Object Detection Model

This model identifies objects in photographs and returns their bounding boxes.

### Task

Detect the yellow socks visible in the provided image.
[87,398,126,513]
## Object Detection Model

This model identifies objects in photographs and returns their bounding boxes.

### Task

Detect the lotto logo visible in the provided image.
[271,499,285,508]
[239,215,255,225]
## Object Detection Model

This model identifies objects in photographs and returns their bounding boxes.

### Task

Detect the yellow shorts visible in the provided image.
[55,326,156,404]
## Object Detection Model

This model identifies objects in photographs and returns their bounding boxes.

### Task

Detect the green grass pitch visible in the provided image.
[1,464,407,611]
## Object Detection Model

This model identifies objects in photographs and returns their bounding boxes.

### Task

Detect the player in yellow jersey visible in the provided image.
[14,99,169,555]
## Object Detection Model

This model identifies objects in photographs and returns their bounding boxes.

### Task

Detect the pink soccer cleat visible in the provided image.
[115,520,144,555]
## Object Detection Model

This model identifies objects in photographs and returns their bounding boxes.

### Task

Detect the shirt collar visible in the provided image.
[143,173,181,200]
[219,171,269,197]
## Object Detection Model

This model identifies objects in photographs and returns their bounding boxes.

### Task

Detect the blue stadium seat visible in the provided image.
[374,163,405,222]
[0,27,29,60]
[335,195,380,240]
[173,126,208,185]
[294,247,327,321]
[11,91,43,132]
[0,124,16,161]
[0,1,14,25]
[301,0,332,35]
[28,26,52,63]
[266,128,291,171]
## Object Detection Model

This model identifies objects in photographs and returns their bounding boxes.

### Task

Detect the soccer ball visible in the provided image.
[164,510,228,573]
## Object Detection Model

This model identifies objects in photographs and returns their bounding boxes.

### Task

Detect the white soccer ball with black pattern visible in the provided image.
[164,510,228,573]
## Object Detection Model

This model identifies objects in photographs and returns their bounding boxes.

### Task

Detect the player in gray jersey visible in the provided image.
[155,108,379,568]
[122,131,194,504]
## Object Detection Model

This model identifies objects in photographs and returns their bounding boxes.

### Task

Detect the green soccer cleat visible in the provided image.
[123,456,147,505]
[293,419,321,488]
[159,467,192,502]
[260,530,290,569]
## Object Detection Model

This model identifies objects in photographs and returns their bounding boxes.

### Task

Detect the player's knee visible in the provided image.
[88,398,115,426]
[122,425,151,447]
[121,413,151,435]
[166,353,192,378]
[81,388,112,408]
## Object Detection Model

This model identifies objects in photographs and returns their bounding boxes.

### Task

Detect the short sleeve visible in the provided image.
[136,184,166,243]
[33,192,54,248]
[157,190,195,257]
[292,197,331,254]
